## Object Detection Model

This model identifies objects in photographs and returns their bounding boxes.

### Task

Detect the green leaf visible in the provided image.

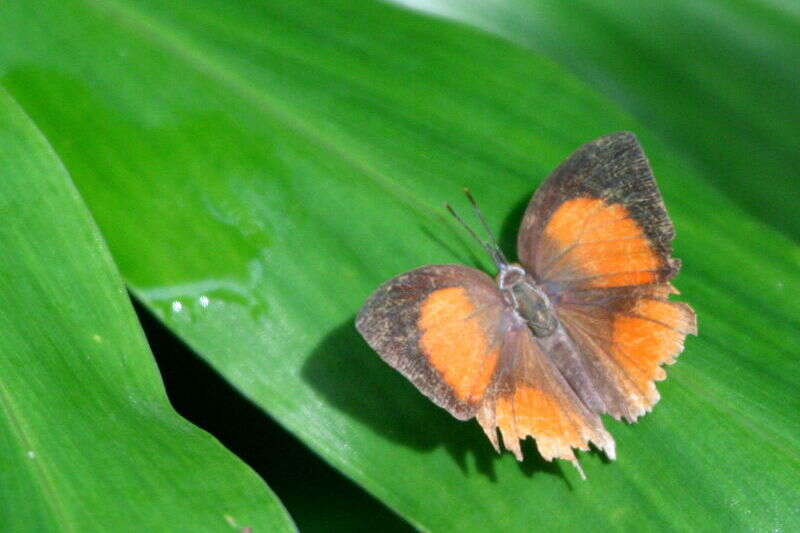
[2,0,798,530]
[0,88,295,531]
[391,0,800,239]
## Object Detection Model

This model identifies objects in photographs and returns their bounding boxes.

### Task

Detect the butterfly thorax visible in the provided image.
[497,263,557,338]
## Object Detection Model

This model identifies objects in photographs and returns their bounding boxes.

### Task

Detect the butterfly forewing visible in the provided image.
[356,264,509,420]
[518,131,678,290]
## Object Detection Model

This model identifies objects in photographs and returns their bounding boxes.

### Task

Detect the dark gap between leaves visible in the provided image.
[133,298,413,533]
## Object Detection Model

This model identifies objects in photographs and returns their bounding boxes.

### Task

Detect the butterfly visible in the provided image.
[356,132,697,477]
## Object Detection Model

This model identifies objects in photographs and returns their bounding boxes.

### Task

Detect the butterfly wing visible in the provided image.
[359,133,694,465]
[517,131,697,421]
[518,131,678,288]
[556,285,696,421]
[475,323,615,473]
[358,265,617,469]
[356,264,509,420]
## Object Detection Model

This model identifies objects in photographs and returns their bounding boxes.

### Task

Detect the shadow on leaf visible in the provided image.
[498,189,534,263]
[302,317,567,485]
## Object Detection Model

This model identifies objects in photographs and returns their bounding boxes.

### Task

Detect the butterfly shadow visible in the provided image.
[302,317,570,486]
[498,191,532,263]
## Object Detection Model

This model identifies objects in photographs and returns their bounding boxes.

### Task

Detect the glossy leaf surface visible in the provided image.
[0,88,294,532]
[1,0,797,530]
[392,0,800,239]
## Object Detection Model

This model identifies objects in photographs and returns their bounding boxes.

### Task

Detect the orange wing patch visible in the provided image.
[610,299,697,407]
[543,197,604,244]
[474,328,616,477]
[493,387,584,462]
[542,197,663,288]
[418,287,500,404]
[558,294,696,421]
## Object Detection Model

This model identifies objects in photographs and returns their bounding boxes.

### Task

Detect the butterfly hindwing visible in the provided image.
[475,325,616,470]
[356,264,508,420]
[556,285,697,421]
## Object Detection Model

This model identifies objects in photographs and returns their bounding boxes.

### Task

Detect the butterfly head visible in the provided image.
[447,190,557,338]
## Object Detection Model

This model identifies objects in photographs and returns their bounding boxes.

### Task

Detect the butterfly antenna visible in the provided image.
[445,203,485,250]
[446,191,508,268]
[463,189,508,266]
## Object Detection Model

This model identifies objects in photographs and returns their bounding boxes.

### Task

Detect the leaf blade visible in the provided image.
[0,87,295,532]
[390,0,800,239]
[1,0,798,530]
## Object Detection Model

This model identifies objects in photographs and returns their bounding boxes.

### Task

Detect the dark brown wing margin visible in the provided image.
[356,265,507,420]
[517,131,678,282]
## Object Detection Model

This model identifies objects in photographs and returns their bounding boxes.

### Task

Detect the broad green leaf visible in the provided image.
[391,0,800,239]
[0,88,294,531]
[2,0,798,530]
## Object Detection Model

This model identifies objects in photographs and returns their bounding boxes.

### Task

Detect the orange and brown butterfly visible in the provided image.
[356,132,697,478]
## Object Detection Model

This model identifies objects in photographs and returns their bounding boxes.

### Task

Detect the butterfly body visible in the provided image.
[356,132,697,475]
[497,263,557,338]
